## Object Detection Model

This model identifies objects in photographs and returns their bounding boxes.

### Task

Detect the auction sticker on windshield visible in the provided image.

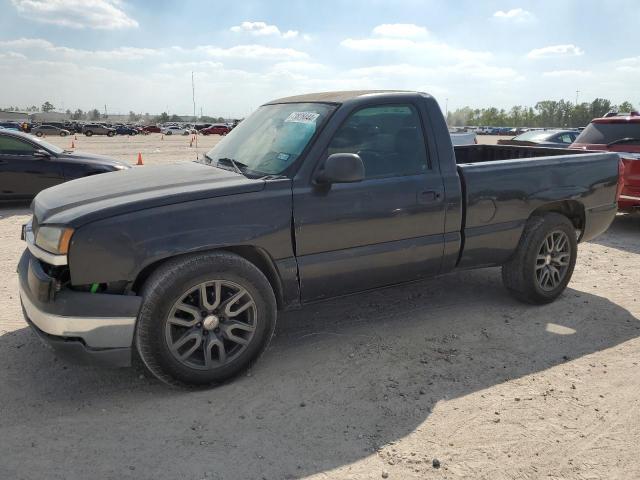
[284,112,320,124]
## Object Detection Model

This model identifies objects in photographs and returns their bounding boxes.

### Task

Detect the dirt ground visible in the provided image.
[0,134,639,480]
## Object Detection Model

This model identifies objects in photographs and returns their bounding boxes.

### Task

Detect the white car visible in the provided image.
[450,131,477,146]
[161,126,190,136]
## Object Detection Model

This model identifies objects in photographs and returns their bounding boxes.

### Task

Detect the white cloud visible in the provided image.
[615,56,640,73]
[10,0,138,30]
[0,38,160,60]
[372,23,429,38]
[527,44,584,59]
[542,70,592,77]
[493,8,535,22]
[341,34,490,62]
[230,21,299,39]
[197,44,308,60]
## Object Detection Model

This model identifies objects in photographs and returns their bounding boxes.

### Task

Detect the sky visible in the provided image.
[0,0,638,117]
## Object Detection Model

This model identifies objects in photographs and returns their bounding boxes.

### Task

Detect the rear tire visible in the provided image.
[85,131,93,137]
[502,213,577,304]
[135,252,277,388]
[35,132,43,137]
[107,131,115,137]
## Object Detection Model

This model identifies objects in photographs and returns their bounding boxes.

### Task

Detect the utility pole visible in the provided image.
[575,90,580,105]
[191,71,198,153]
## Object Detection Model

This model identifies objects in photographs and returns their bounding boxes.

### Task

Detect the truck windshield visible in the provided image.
[203,102,334,175]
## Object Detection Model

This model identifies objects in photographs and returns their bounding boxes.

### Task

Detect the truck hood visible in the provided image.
[33,162,265,226]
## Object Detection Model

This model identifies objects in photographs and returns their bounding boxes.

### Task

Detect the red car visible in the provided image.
[570,113,640,212]
[141,125,162,133]
[201,124,231,135]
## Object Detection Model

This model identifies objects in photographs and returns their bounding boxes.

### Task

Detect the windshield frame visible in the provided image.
[203,102,338,178]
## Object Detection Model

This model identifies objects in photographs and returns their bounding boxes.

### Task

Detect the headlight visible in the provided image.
[35,226,74,255]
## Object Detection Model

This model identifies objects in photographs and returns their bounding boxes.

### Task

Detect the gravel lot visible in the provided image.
[0,134,638,479]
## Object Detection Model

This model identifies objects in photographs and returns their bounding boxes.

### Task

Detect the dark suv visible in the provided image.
[82,124,116,137]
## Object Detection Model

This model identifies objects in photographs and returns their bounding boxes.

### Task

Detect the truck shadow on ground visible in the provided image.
[592,213,640,254]
[1,268,638,479]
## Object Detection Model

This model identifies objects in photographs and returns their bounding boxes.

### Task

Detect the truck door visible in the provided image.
[293,103,447,302]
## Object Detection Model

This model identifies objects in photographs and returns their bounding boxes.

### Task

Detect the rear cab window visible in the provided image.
[575,122,640,145]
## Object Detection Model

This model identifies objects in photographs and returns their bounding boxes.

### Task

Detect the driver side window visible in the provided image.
[0,136,36,155]
[327,104,429,178]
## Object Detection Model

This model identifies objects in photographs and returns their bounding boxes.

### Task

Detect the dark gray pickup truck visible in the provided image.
[18,91,621,387]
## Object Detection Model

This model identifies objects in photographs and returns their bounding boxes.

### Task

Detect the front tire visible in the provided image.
[35,131,43,137]
[502,213,577,304]
[85,130,93,137]
[135,252,277,388]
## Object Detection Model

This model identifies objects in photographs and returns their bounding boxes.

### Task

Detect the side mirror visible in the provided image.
[316,153,365,184]
[34,149,51,158]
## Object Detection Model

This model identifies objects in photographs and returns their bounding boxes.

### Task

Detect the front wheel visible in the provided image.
[502,213,577,304]
[135,252,277,387]
[35,131,43,137]
[85,131,93,137]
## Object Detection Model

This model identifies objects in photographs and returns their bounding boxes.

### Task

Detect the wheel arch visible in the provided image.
[529,200,585,239]
[130,246,285,309]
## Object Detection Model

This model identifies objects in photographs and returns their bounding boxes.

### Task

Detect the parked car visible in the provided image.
[115,125,139,135]
[570,113,640,211]
[497,129,579,148]
[82,124,116,137]
[18,90,620,387]
[450,131,477,145]
[0,122,22,131]
[141,125,161,133]
[31,125,71,137]
[201,124,231,135]
[161,126,190,136]
[0,130,129,201]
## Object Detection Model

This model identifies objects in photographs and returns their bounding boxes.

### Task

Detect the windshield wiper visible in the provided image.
[607,137,640,147]
[216,157,249,176]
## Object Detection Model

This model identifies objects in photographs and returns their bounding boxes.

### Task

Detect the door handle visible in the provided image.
[417,190,442,204]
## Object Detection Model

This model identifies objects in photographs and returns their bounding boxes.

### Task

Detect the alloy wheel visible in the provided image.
[535,230,571,291]
[164,280,257,370]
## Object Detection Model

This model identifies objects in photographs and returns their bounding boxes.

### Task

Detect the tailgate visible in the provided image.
[621,154,640,198]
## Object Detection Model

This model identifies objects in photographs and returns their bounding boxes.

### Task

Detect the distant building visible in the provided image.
[31,111,69,123]
[0,111,30,122]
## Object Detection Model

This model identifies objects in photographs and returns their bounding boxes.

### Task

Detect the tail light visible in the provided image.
[616,158,625,201]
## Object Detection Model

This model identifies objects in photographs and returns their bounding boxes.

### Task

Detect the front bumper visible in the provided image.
[18,249,142,367]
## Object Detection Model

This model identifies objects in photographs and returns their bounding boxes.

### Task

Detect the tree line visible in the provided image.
[447,98,637,128]
[0,102,229,123]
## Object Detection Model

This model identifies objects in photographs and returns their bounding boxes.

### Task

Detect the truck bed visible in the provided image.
[451,145,620,269]
[454,144,586,164]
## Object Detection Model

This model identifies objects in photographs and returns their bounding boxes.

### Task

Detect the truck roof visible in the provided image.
[266,90,415,105]
[592,113,640,124]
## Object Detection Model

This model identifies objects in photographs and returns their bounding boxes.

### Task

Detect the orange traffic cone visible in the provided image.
[161,134,164,141]
[71,141,75,149]
[189,137,193,147]
[74,134,77,140]
[136,152,144,166]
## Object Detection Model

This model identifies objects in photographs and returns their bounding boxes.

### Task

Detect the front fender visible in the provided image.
[67,181,294,286]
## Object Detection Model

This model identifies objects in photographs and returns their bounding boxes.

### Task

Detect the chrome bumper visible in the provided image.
[19,283,137,349]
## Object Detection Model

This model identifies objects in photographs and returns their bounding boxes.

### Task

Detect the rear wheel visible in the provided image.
[107,131,115,137]
[35,131,43,137]
[135,252,277,388]
[502,213,577,304]
[85,130,93,137]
